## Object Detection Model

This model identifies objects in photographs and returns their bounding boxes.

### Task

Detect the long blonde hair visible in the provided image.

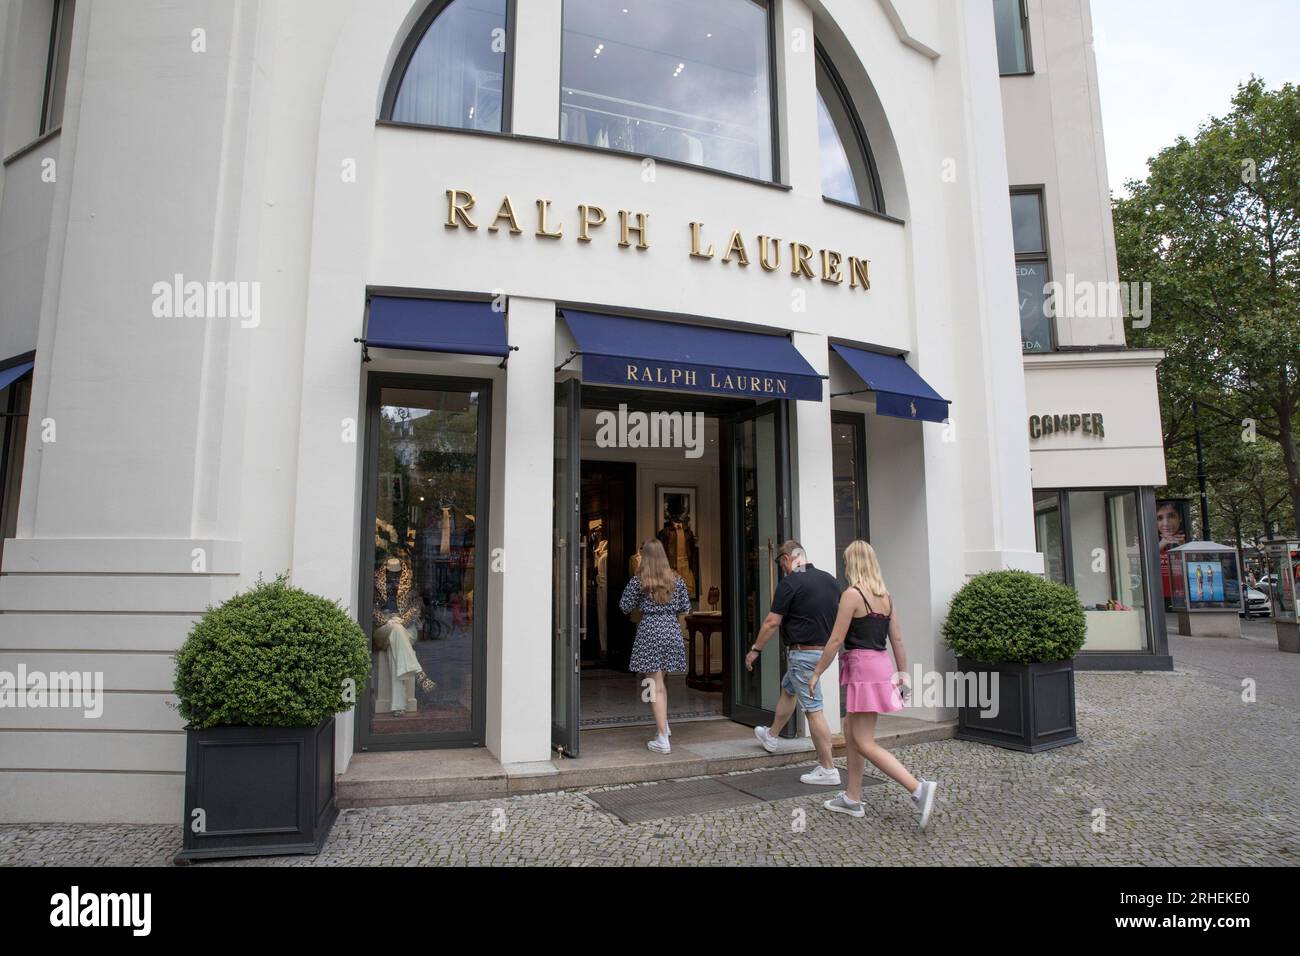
[843,540,888,598]
[637,539,677,604]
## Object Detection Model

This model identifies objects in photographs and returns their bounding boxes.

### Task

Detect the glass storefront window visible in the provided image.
[831,414,867,582]
[1067,490,1148,651]
[560,0,775,181]
[389,0,508,130]
[1033,491,1066,584]
[369,385,483,739]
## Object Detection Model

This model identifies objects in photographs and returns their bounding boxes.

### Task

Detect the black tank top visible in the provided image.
[844,586,891,652]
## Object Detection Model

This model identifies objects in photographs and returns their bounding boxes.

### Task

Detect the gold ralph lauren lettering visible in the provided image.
[488,195,522,234]
[535,200,563,239]
[689,222,714,259]
[445,189,477,230]
[790,242,815,279]
[722,231,750,266]
[619,211,650,249]
[578,204,606,242]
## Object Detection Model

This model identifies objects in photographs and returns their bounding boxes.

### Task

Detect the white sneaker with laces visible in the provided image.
[754,725,779,753]
[647,736,671,755]
[800,764,842,786]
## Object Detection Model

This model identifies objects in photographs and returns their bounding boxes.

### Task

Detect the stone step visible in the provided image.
[338,715,955,809]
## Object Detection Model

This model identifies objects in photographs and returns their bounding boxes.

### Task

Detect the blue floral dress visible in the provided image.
[620,576,690,674]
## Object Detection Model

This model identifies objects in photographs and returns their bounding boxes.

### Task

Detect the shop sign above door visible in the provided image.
[443,189,872,292]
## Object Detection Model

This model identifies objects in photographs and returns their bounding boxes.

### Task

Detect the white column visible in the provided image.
[488,296,556,765]
[774,0,821,195]
[791,332,840,733]
[510,0,562,139]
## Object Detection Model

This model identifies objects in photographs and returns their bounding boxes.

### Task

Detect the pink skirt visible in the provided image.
[840,649,904,714]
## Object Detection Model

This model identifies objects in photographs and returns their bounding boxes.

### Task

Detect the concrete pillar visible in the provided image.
[488,296,556,765]
[510,0,562,139]
[791,332,840,733]
[774,0,821,195]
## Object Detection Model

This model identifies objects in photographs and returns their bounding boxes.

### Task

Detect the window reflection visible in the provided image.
[371,388,481,736]
[560,0,775,180]
[815,50,878,210]
[390,0,507,130]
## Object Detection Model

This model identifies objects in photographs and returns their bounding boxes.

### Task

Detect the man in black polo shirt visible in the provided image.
[745,539,841,785]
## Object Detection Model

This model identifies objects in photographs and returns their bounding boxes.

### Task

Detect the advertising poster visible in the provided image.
[1156,498,1191,607]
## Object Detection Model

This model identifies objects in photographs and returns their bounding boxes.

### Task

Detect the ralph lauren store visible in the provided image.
[0,0,1083,822]
[341,0,990,764]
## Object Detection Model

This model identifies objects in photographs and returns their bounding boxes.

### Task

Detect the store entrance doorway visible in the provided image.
[553,382,792,757]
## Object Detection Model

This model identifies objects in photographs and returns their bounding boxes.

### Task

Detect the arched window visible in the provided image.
[384,0,510,131]
[815,45,882,213]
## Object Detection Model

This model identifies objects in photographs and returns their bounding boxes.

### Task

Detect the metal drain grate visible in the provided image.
[587,778,762,824]
[719,766,887,802]
[587,766,889,823]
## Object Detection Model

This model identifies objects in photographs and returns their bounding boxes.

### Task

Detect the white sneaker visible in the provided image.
[647,737,671,755]
[800,764,842,786]
[753,726,779,753]
[912,779,937,829]
[823,792,865,818]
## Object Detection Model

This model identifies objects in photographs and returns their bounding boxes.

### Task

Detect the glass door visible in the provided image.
[358,375,490,751]
[722,400,790,729]
[552,380,582,755]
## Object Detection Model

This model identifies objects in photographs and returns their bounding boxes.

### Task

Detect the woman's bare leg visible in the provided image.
[852,712,919,793]
[649,672,669,736]
[843,713,868,802]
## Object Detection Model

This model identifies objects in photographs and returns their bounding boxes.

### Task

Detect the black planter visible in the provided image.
[955,658,1080,753]
[175,716,338,863]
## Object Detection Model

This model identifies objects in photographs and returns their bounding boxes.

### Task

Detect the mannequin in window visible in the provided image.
[372,549,433,714]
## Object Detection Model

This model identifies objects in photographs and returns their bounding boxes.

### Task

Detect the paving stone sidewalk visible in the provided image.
[2,660,1297,866]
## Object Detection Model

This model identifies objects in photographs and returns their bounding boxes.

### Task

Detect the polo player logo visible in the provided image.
[910,400,917,418]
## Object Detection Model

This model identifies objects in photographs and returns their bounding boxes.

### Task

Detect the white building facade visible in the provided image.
[0,0,1166,824]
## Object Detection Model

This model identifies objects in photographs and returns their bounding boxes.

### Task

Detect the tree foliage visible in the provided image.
[1113,78,1300,540]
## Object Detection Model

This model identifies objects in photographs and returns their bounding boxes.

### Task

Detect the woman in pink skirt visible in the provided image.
[808,540,937,828]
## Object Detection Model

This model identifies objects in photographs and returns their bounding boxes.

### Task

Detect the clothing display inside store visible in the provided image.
[366,389,484,741]
[576,407,726,729]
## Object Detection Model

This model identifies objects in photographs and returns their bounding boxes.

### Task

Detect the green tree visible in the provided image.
[1114,78,1300,535]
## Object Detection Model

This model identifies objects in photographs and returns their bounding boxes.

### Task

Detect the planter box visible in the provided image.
[955,658,1080,753]
[175,717,338,863]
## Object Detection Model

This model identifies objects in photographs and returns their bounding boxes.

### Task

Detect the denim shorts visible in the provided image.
[781,649,825,713]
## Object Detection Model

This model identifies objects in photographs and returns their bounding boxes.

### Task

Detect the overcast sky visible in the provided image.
[1091,0,1300,196]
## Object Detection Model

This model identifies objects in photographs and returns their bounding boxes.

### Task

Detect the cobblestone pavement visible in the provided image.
[3,653,1297,866]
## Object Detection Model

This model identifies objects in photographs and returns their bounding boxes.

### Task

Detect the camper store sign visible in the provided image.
[1028,412,1105,440]
[443,189,872,291]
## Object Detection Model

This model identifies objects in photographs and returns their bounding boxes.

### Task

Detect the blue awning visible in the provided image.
[362,296,512,357]
[0,361,34,392]
[831,344,949,423]
[561,310,823,401]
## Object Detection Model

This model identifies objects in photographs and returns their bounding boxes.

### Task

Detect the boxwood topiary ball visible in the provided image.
[941,570,1086,664]
[174,576,371,729]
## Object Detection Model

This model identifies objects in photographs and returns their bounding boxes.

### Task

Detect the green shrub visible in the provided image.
[174,576,370,729]
[942,570,1086,664]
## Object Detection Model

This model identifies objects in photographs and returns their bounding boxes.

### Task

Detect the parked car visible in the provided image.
[1242,586,1271,619]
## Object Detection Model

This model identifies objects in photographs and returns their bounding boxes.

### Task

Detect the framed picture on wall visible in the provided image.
[655,484,700,599]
